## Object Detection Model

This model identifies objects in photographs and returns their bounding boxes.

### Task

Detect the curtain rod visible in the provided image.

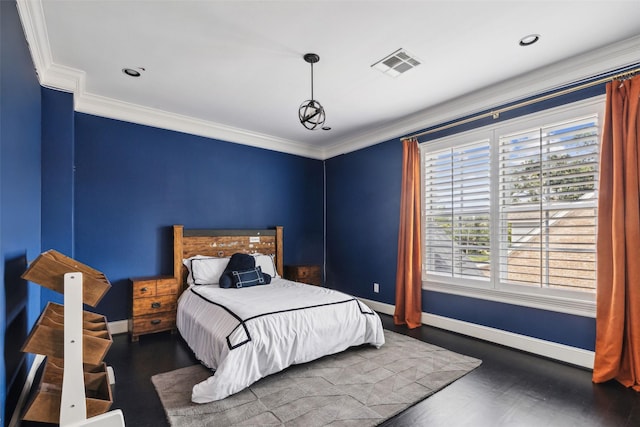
[401,66,640,142]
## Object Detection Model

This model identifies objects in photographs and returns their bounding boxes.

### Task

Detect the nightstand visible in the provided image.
[130,275,179,342]
[284,264,322,286]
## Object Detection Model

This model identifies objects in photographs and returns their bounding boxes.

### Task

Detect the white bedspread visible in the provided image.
[177,278,385,403]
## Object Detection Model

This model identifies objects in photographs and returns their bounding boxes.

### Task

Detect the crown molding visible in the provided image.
[16,0,324,160]
[75,92,325,159]
[17,0,640,161]
[16,0,49,82]
[17,0,86,92]
[323,34,640,159]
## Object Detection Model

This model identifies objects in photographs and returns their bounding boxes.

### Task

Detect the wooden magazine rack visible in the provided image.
[21,250,125,426]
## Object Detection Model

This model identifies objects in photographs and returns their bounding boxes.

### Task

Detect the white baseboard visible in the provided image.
[359,297,594,369]
[107,319,129,335]
[109,304,594,368]
[359,298,395,318]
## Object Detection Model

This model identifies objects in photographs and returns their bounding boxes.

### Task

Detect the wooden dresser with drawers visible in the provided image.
[284,264,322,286]
[130,275,179,341]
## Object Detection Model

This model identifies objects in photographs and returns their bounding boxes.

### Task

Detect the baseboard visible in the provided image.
[110,304,595,368]
[107,319,129,335]
[359,297,595,369]
[358,298,395,318]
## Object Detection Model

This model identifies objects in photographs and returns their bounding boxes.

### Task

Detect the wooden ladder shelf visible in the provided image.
[20,250,125,426]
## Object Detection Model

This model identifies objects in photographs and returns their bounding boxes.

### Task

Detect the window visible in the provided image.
[421,98,603,315]
[424,139,491,280]
[498,116,598,291]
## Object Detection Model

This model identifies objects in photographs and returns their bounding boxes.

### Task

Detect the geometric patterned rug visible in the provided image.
[151,330,481,426]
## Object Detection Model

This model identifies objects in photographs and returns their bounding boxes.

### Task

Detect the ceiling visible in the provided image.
[16,1,640,159]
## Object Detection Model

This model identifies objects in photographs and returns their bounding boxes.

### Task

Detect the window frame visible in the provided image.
[420,96,605,317]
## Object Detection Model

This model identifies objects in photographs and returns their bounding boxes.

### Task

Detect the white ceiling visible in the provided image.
[17,1,640,159]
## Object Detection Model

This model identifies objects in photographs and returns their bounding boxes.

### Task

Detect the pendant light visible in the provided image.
[298,53,326,130]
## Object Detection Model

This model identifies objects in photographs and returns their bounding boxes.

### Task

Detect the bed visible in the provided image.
[172,225,385,403]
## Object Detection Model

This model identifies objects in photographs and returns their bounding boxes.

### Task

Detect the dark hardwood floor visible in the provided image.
[26,313,640,426]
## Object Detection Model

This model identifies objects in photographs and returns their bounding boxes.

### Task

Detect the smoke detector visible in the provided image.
[371,48,421,77]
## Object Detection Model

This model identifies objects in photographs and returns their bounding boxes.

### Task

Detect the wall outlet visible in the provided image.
[373,282,379,293]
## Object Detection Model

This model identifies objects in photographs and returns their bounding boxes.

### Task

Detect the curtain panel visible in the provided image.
[593,74,640,391]
[394,138,422,329]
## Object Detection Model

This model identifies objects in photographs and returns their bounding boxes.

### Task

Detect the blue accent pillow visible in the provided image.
[219,253,256,288]
[231,266,266,288]
[227,253,255,271]
[218,253,272,288]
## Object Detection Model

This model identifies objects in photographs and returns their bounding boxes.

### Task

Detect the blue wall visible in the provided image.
[1,1,43,423]
[73,114,325,321]
[41,88,75,306]
[325,141,402,302]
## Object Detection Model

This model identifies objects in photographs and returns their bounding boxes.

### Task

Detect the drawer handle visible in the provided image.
[150,319,161,325]
[140,287,149,292]
[151,302,162,309]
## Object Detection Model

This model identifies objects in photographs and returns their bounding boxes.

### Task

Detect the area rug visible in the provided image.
[151,330,481,426]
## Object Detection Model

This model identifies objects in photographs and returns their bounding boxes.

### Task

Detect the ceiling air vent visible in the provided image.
[371,48,421,77]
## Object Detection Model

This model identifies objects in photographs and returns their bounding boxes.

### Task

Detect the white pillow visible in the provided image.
[183,256,229,285]
[183,255,211,285]
[252,254,279,278]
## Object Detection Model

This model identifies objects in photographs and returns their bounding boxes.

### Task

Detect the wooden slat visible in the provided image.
[182,235,277,258]
[45,302,105,323]
[22,250,111,307]
[184,229,276,237]
[22,303,112,365]
[275,226,283,277]
[22,367,113,424]
[173,225,184,287]
[42,358,107,386]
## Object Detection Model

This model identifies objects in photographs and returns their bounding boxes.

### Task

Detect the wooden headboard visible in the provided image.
[173,225,283,289]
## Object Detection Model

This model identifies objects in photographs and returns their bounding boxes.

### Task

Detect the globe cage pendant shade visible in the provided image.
[298,53,326,130]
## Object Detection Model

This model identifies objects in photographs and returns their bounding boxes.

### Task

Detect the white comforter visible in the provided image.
[177,278,385,403]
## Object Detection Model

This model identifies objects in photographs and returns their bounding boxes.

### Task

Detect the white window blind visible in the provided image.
[423,140,491,281]
[498,115,599,291]
[421,99,603,314]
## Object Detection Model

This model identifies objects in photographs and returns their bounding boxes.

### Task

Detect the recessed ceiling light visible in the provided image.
[122,67,144,77]
[519,34,540,46]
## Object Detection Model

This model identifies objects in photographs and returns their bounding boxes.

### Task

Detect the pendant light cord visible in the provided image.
[310,62,314,101]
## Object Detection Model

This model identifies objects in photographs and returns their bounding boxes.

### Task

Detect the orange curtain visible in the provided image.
[593,74,640,391]
[394,137,422,329]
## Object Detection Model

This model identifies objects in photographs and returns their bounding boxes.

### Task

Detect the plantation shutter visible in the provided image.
[423,140,491,281]
[498,114,599,290]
